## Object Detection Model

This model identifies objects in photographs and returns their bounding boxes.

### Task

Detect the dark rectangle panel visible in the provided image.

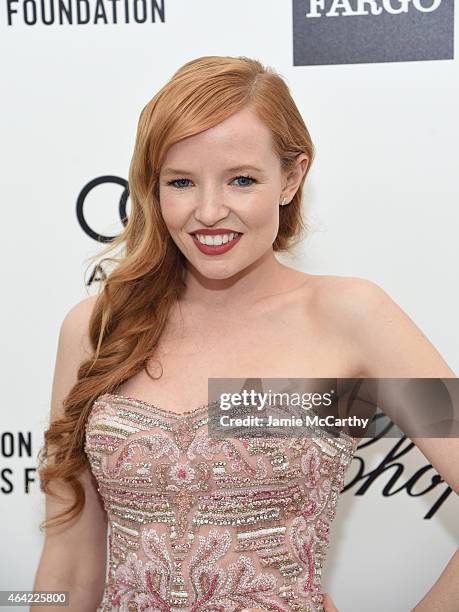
[292,0,454,66]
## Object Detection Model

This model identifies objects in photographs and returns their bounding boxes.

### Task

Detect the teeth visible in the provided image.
[195,232,239,246]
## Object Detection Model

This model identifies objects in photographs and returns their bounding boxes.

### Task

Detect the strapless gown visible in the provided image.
[84,392,358,612]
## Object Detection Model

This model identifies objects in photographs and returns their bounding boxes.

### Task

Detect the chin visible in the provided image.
[189,259,247,280]
[199,267,242,280]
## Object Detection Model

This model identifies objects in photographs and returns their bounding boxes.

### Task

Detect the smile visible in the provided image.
[190,232,243,255]
[194,232,241,246]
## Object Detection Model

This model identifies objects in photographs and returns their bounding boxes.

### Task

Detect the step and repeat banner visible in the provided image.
[1,1,458,611]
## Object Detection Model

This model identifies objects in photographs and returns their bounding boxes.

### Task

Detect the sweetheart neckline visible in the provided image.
[95,393,359,445]
[99,392,218,419]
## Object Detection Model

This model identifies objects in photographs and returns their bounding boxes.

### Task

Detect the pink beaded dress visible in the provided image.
[84,392,358,612]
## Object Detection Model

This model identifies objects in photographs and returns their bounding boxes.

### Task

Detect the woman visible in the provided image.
[33,55,458,611]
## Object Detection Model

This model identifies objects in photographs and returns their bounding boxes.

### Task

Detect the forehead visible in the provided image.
[162,107,277,168]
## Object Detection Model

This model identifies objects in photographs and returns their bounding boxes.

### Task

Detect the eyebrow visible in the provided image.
[161,164,264,176]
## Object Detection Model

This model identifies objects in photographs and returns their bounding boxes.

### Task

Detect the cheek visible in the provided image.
[246,200,279,231]
[159,197,184,231]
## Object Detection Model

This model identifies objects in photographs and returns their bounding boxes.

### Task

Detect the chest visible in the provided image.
[116,296,359,412]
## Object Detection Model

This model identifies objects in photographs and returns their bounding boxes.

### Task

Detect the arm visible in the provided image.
[336,277,458,611]
[33,295,108,612]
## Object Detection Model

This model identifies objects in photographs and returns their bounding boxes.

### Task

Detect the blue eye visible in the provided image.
[234,175,255,187]
[166,175,257,189]
[168,178,192,189]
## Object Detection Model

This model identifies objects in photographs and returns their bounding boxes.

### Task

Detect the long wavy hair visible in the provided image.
[37,55,316,531]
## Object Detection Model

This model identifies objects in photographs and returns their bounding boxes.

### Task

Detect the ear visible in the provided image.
[280,153,310,205]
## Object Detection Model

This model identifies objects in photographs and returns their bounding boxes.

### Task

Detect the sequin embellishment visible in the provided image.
[84,393,358,612]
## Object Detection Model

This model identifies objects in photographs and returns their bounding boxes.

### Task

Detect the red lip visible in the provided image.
[191,232,242,255]
[189,228,242,236]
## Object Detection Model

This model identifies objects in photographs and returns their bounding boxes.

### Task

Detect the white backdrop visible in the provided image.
[1,1,458,611]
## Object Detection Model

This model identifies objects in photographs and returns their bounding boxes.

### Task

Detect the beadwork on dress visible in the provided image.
[84,393,358,612]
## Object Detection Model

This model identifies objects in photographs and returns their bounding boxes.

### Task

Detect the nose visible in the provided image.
[193,189,230,226]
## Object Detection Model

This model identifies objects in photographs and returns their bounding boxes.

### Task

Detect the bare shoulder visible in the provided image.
[62,293,99,327]
[51,294,100,418]
[304,273,387,323]
[305,273,455,377]
[60,294,99,351]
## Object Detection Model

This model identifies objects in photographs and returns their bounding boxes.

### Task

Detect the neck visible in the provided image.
[180,250,289,311]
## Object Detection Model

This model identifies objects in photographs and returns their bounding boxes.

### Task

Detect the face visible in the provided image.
[158,106,300,280]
